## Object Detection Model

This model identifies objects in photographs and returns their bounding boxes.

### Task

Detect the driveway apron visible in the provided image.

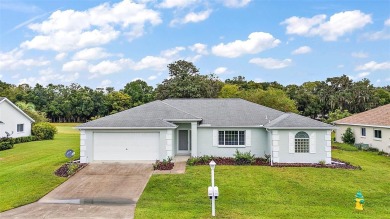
[0,163,153,219]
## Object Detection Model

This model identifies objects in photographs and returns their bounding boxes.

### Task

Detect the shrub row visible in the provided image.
[54,162,88,177]
[187,150,269,166]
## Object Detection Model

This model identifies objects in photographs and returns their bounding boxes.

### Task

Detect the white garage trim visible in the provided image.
[92,132,159,161]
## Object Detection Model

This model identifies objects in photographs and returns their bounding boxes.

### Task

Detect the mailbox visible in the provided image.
[208,186,219,200]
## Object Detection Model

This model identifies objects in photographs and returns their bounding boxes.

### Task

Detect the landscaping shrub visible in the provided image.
[341,127,355,144]
[234,150,255,165]
[32,122,58,140]
[153,157,174,170]
[55,162,87,177]
[0,141,14,151]
[10,136,38,144]
[364,147,379,152]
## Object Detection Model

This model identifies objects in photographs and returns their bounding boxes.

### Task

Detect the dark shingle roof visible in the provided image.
[79,98,333,129]
[78,100,200,128]
[264,113,333,129]
[163,98,283,126]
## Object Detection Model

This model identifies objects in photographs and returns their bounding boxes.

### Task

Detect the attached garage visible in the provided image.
[93,132,160,161]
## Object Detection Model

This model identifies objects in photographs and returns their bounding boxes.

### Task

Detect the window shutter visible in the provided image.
[310,132,316,153]
[288,132,294,153]
[246,130,251,146]
[213,129,218,146]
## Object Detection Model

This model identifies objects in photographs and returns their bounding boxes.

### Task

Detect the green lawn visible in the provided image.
[136,150,390,218]
[0,123,80,212]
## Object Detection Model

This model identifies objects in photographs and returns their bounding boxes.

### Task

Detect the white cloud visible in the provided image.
[62,60,88,72]
[355,61,390,71]
[214,67,228,74]
[221,0,251,8]
[159,0,198,8]
[386,78,390,82]
[212,32,280,58]
[351,52,368,58]
[73,47,111,60]
[249,58,292,69]
[385,18,390,26]
[0,49,49,71]
[19,69,79,85]
[132,77,143,82]
[0,74,2,79]
[292,46,312,55]
[282,10,372,41]
[189,43,208,55]
[148,75,157,80]
[357,72,370,78]
[132,56,170,71]
[337,64,344,68]
[362,30,390,41]
[161,47,185,57]
[21,0,162,51]
[171,10,212,26]
[100,79,112,87]
[55,52,67,61]
[89,59,132,77]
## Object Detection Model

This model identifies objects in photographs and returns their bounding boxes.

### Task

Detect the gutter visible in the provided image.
[333,123,390,129]
[76,126,178,130]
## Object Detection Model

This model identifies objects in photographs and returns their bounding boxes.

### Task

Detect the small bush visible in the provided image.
[9,136,38,144]
[32,122,58,140]
[233,150,255,165]
[153,157,174,170]
[341,127,355,144]
[364,147,379,152]
[0,141,14,151]
[318,160,326,166]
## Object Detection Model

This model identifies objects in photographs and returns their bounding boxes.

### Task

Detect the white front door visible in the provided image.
[178,130,191,154]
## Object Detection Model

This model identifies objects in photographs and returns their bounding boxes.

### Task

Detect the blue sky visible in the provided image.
[0,0,389,89]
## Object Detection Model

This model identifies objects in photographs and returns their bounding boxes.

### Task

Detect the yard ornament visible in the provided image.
[355,191,365,210]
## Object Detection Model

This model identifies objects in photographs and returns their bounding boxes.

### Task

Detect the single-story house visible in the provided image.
[0,97,35,138]
[334,104,390,153]
[78,99,334,164]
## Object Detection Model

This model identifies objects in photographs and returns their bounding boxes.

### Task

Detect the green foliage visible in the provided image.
[233,150,255,165]
[10,136,37,144]
[0,123,80,212]
[137,151,390,218]
[0,141,14,151]
[218,84,241,98]
[318,160,326,166]
[105,91,131,114]
[122,80,154,107]
[155,60,222,99]
[325,109,352,123]
[32,122,58,140]
[242,88,298,113]
[67,163,79,176]
[15,101,48,123]
[375,88,390,105]
[341,127,355,144]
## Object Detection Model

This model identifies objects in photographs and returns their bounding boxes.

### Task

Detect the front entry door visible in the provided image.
[178,130,191,153]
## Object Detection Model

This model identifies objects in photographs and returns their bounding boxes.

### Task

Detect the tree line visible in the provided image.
[1,60,389,123]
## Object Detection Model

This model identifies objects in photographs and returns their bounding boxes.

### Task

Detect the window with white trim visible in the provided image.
[218,131,245,146]
[361,128,366,137]
[295,131,309,153]
[17,124,24,132]
[374,130,382,139]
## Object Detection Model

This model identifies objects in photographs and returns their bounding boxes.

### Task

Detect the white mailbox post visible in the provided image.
[209,160,218,217]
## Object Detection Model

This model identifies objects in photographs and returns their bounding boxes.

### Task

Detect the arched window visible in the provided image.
[295,131,309,153]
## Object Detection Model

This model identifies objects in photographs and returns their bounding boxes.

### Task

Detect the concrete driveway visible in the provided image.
[0,163,153,219]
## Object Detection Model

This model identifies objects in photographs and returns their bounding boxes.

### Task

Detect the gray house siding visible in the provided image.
[275,130,331,164]
[196,127,269,158]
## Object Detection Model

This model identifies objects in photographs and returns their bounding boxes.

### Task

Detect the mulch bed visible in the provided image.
[54,161,88,177]
[187,157,360,170]
[153,161,174,170]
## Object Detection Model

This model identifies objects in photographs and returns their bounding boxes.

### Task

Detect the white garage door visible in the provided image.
[93,132,159,161]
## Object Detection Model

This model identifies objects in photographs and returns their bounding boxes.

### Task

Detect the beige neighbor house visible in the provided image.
[334,104,390,153]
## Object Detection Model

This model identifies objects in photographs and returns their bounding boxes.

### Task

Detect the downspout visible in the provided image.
[265,128,273,166]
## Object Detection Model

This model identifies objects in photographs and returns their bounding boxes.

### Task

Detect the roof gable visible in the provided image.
[334,104,390,127]
[0,97,35,122]
[265,113,333,129]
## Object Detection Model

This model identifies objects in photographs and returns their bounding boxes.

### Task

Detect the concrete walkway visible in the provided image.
[153,156,189,175]
[0,163,153,219]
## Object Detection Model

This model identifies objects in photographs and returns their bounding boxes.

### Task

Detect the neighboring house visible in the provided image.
[0,97,35,138]
[334,104,390,153]
[78,99,334,164]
